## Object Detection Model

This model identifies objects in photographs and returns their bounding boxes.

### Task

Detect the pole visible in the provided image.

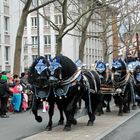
[136,33,139,59]
[37,0,40,56]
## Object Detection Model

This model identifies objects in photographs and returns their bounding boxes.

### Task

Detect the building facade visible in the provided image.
[23,2,113,71]
[0,0,22,73]
[0,1,114,73]
[0,0,11,72]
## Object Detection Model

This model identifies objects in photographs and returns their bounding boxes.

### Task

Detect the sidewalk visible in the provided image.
[23,106,140,140]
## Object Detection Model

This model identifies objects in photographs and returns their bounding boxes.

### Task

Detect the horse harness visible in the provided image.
[82,70,98,94]
[53,69,82,99]
[112,72,130,96]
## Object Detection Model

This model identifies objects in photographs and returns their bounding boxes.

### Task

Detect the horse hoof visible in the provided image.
[132,106,137,110]
[63,126,71,131]
[123,109,130,113]
[96,111,102,116]
[101,111,104,114]
[106,109,111,112]
[71,118,77,125]
[87,120,93,126]
[58,120,64,125]
[96,112,101,116]
[35,116,42,122]
[46,126,52,131]
[118,112,123,116]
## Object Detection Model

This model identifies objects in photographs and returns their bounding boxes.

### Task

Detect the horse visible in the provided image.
[111,58,131,115]
[127,59,139,109]
[133,61,140,106]
[48,54,101,131]
[28,56,64,131]
[94,61,112,115]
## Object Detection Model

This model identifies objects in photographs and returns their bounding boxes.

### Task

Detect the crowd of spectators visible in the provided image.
[0,72,30,118]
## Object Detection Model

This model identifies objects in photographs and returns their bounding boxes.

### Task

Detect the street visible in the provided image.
[0,106,85,140]
[1,103,140,140]
[22,105,140,140]
[0,108,60,140]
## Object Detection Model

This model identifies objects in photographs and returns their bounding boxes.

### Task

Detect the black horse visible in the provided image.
[48,54,101,131]
[127,60,138,109]
[95,61,112,115]
[111,58,131,115]
[133,62,140,106]
[28,56,64,131]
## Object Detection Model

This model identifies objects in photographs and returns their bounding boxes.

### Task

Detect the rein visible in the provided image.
[112,72,130,88]
[60,69,82,86]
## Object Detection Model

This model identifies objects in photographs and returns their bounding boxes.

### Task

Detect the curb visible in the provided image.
[95,108,140,140]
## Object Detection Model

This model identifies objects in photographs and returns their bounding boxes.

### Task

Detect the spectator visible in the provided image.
[10,78,23,113]
[0,74,10,118]
[42,101,48,113]
[20,72,31,110]
[22,92,28,111]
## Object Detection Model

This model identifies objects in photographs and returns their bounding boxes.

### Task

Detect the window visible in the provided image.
[32,55,38,61]
[44,16,50,26]
[5,46,9,64]
[31,17,37,28]
[54,15,62,25]
[32,36,38,47]
[4,16,9,33]
[23,37,28,48]
[44,35,51,45]
[4,0,8,3]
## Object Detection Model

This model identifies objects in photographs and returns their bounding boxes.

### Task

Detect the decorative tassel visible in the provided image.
[78,86,80,90]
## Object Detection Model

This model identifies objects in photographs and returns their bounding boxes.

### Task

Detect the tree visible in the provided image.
[13,0,57,75]
[78,0,96,61]
[41,0,95,56]
[78,0,120,63]
[118,0,140,59]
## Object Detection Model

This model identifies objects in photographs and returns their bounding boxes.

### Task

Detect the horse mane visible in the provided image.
[55,55,77,79]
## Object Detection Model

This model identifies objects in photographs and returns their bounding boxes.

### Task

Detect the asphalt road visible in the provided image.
[0,105,86,140]
[101,112,140,140]
[0,108,62,140]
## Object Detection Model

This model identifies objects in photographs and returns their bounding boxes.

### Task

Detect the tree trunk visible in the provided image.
[13,1,32,75]
[101,19,108,62]
[56,37,62,55]
[79,9,93,62]
[79,31,87,61]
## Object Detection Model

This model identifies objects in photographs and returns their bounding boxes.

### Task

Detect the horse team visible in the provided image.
[28,54,140,131]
